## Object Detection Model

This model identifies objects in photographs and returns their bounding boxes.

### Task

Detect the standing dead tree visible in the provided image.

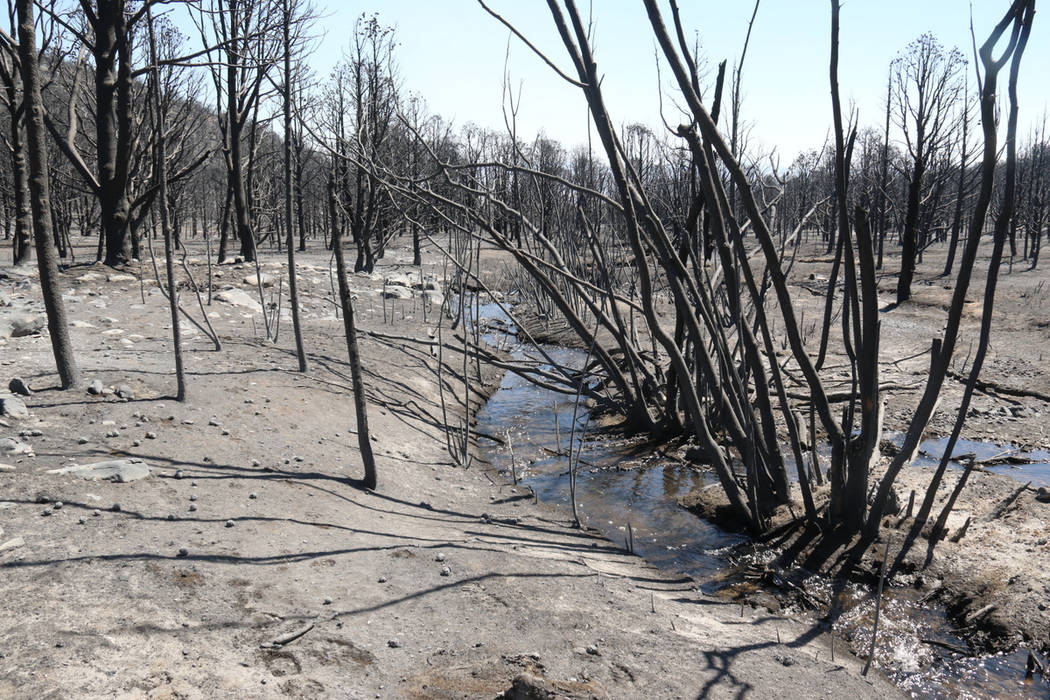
[194,0,281,264]
[144,0,184,400]
[327,175,377,490]
[891,32,966,304]
[11,0,78,388]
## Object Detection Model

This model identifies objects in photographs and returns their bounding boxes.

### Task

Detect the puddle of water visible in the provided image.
[912,436,1050,488]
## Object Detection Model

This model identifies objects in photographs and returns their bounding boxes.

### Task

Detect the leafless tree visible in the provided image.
[890,32,966,304]
[12,0,78,388]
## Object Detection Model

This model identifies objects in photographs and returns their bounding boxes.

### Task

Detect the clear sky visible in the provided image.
[184,1,1050,162]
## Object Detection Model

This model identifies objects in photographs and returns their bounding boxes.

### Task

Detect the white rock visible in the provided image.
[214,288,259,308]
[48,458,152,482]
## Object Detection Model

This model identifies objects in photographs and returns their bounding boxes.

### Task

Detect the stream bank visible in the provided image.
[471,301,1050,698]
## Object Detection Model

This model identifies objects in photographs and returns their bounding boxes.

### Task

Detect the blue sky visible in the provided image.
[179,1,1050,161]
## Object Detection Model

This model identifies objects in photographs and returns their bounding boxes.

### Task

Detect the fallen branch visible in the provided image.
[260,622,314,649]
[946,369,1050,403]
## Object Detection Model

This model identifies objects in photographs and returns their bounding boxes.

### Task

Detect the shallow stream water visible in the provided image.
[470,301,1049,698]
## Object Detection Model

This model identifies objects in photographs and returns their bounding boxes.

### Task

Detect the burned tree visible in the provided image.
[890,32,966,304]
[13,0,78,388]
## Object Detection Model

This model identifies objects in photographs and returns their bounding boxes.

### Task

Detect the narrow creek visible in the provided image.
[470,300,1050,698]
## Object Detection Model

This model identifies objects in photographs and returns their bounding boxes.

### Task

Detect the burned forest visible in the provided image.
[1,1,1049,697]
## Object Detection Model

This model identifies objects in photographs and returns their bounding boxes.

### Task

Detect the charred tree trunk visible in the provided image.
[146,2,185,401]
[329,177,377,490]
[17,0,79,388]
[283,0,307,372]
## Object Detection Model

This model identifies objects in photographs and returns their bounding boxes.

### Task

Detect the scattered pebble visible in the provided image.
[387,639,401,648]
[177,547,189,558]
[92,509,101,517]
[378,576,388,583]
[174,470,184,479]
[188,504,197,512]
[225,520,235,528]
[323,597,333,605]
[440,566,451,577]
[586,644,600,656]
[189,494,197,501]
[249,493,258,500]
[53,502,63,510]
[111,503,121,512]
[77,437,89,445]
[435,553,446,562]
[146,432,157,440]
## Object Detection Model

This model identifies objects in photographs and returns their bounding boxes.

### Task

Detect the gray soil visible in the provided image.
[0,238,898,699]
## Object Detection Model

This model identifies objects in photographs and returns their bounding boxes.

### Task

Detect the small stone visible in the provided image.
[208,418,221,427]
[189,494,197,501]
[378,576,388,583]
[78,517,86,525]
[323,597,333,605]
[146,432,157,440]
[92,509,101,517]
[104,430,119,438]
[10,315,45,337]
[53,501,63,510]
[774,653,795,667]
[115,385,135,400]
[585,644,600,656]
[249,492,258,500]
[177,547,189,558]
[174,470,184,479]
[132,440,141,447]
[8,378,31,396]
[77,437,89,445]
[251,459,260,467]
[41,508,52,517]
[188,504,197,512]
[87,379,104,395]
[111,503,121,512]
[440,566,451,577]
[0,397,28,419]
[387,639,401,648]
[225,519,235,528]
[167,514,175,521]
[221,430,230,436]
[435,553,446,562]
